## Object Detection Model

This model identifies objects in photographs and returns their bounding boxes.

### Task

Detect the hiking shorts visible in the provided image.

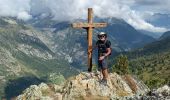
[98,58,108,70]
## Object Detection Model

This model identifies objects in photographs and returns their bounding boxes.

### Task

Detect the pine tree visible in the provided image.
[113,54,129,75]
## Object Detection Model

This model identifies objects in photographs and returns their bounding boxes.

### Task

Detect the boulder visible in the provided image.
[156,85,170,96]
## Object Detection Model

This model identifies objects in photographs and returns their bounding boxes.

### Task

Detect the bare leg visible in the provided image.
[102,68,108,80]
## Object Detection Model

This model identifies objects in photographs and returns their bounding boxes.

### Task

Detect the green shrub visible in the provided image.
[92,64,97,72]
[112,54,129,75]
[146,77,165,88]
[46,73,65,85]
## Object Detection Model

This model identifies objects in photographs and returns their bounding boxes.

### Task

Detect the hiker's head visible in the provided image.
[98,32,107,41]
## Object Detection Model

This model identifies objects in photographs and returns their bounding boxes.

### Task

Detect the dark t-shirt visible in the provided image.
[96,40,111,56]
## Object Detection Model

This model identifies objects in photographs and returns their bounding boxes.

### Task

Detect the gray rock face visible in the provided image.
[16,83,62,100]
[63,72,150,100]
[122,85,170,100]
[148,85,170,99]
[16,72,150,100]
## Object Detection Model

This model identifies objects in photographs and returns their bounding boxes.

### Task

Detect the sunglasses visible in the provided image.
[98,35,105,38]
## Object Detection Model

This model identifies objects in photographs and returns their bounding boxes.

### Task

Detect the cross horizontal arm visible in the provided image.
[72,23,107,28]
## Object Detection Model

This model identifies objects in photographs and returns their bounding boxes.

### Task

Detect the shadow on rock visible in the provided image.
[4,76,45,99]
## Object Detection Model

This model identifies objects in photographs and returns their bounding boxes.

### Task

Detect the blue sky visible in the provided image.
[0,0,169,33]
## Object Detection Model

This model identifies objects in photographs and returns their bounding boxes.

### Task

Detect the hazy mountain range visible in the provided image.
[0,15,169,98]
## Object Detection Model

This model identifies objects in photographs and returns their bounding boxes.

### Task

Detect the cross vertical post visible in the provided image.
[72,8,107,71]
[87,8,93,70]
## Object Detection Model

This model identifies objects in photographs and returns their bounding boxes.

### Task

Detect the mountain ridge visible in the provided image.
[0,16,158,98]
[160,31,170,40]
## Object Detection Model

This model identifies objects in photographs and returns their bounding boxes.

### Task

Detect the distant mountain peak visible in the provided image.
[160,31,170,40]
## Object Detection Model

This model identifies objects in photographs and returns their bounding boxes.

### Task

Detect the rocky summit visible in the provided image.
[16,72,151,100]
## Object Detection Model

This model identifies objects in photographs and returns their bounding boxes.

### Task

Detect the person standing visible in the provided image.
[94,32,111,84]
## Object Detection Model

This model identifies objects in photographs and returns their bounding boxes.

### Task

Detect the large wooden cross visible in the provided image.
[72,8,107,71]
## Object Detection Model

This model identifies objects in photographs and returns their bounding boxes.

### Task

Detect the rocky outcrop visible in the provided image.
[156,85,170,96]
[62,72,151,100]
[147,85,170,99]
[16,83,63,100]
[131,85,170,100]
[16,72,150,100]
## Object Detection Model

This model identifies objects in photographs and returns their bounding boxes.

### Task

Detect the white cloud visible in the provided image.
[127,16,167,33]
[121,10,168,33]
[0,0,169,32]
[29,0,169,32]
[17,11,32,21]
[0,0,31,20]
